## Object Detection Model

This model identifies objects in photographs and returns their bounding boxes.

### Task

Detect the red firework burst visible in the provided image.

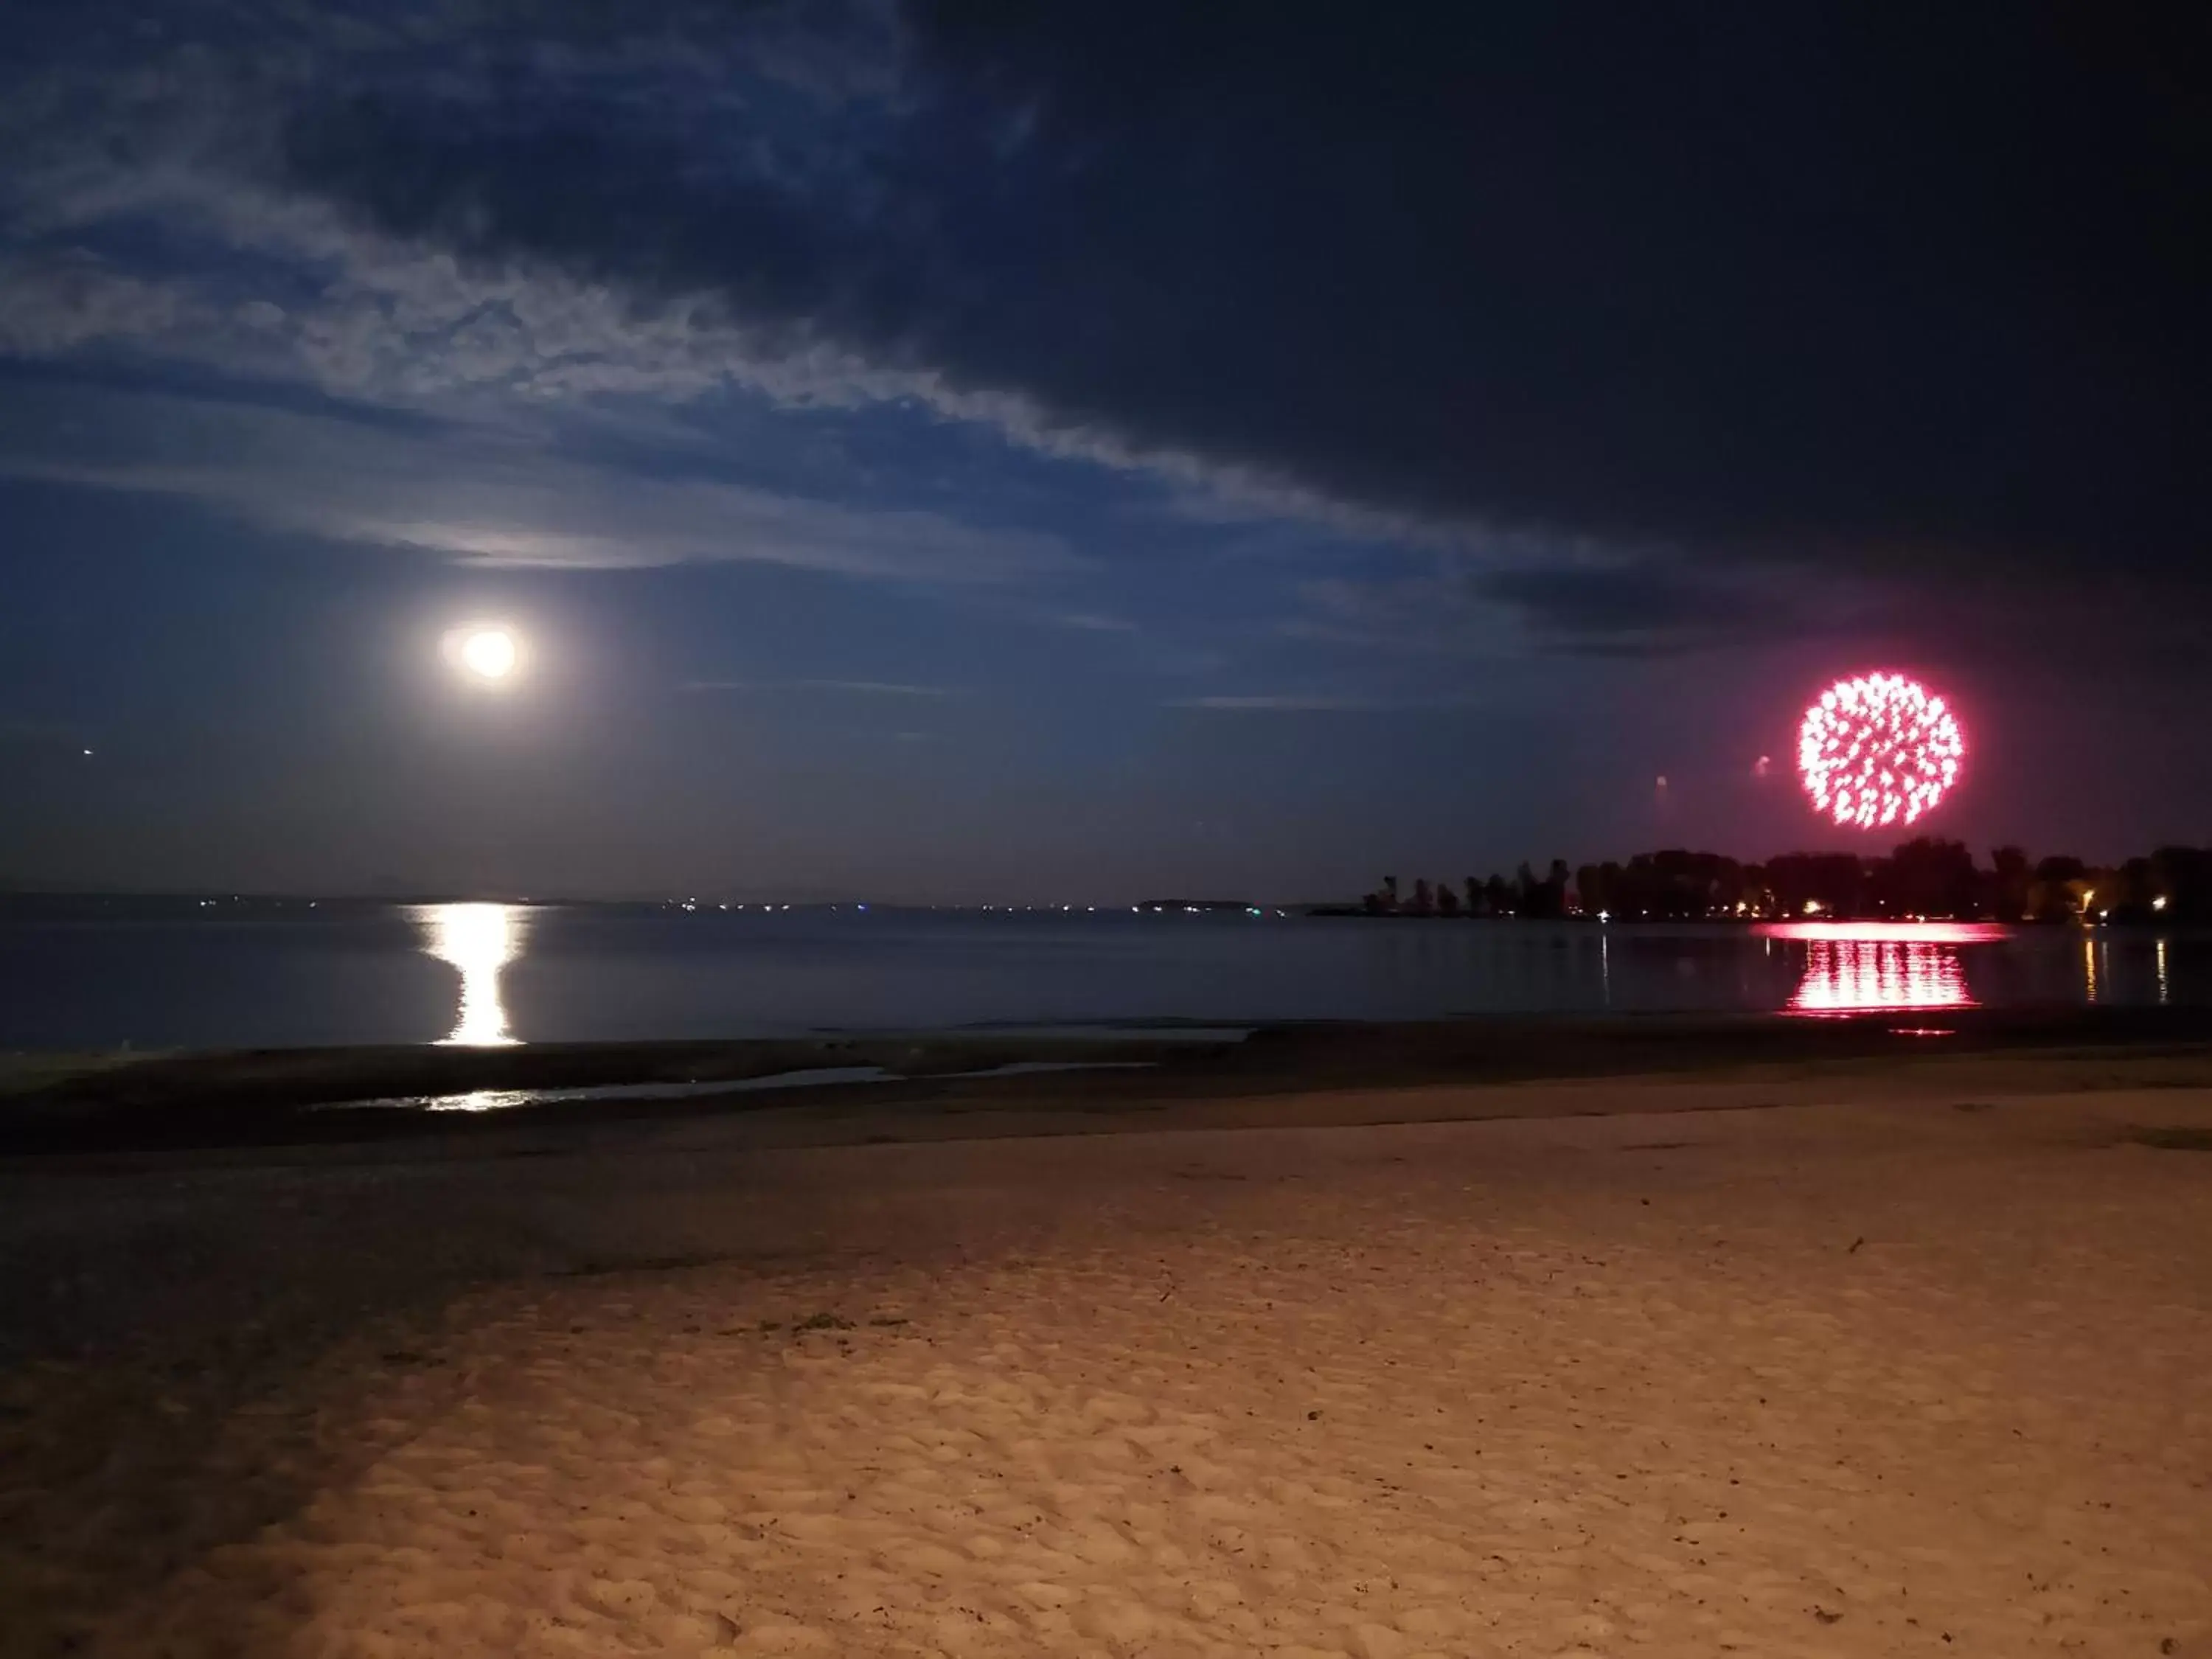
[1798,672,1964,830]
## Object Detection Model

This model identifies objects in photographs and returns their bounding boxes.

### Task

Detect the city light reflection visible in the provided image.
[413,902,526,1045]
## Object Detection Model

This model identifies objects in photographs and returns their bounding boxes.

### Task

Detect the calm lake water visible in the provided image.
[0,899,2201,1051]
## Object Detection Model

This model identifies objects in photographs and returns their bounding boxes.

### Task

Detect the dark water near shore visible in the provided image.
[0,898,2202,1051]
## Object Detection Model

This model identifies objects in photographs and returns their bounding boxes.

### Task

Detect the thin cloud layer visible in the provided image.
[686,679,959,697]
[0,386,1079,581]
[1169,695,1408,714]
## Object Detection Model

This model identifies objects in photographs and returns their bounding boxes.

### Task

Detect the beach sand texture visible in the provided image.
[4,1065,2211,1657]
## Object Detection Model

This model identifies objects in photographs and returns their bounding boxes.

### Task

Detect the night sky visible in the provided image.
[3,2,2206,902]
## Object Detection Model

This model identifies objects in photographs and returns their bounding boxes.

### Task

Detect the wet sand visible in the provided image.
[10,1004,2211,1155]
[4,1040,2211,1657]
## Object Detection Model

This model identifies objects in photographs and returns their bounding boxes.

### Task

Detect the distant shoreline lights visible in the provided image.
[1798,672,1964,830]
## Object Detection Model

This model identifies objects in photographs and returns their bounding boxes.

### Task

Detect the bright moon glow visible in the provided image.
[1798,671,1964,830]
[460,627,517,680]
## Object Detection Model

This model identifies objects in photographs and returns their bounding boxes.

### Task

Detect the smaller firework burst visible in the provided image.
[1798,672,1964,830]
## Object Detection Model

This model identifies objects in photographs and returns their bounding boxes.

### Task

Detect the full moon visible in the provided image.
[459,627,518,681]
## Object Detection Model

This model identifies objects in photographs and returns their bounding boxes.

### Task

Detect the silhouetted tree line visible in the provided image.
[1358,841,2212,923]
[1360,860,1573,919]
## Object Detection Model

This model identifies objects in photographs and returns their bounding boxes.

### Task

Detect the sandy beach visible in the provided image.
[5,1043,2211,1658]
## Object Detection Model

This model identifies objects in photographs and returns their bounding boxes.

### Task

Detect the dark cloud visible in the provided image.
[1478,564,1788,658]
[265,0,2211,585]
[1279,552,1844,661]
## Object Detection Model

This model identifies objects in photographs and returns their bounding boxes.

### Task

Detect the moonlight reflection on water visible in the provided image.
[413,902,529,1045]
